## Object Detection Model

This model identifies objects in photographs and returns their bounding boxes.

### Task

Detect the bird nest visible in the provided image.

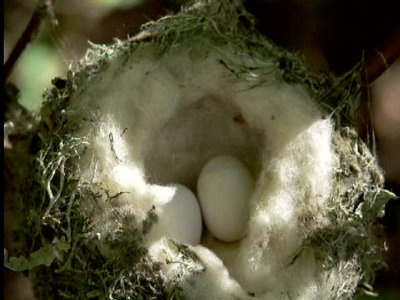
[5,1,396,299]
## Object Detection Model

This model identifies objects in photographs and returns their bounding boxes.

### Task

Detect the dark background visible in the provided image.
[4,0,400,299]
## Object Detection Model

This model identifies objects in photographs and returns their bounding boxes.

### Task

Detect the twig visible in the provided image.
[362,25,400,85]
[4,0,58,82]
[357,25,400,147]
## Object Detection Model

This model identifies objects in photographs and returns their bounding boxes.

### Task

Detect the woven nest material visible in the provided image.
[5,1,397,299]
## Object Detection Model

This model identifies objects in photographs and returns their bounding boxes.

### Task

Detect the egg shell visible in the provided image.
[151,184,203,245]
[197,155,254,242]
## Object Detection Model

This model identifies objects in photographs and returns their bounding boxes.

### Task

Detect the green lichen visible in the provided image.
[8,130,185,299]
[298,128,397,299]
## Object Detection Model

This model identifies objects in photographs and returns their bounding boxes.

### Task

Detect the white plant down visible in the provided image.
[66,45,337,298]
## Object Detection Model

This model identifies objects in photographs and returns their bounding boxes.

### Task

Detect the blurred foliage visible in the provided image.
[4,0,163,114]
[13,38,66,113]
[89,0,145,9]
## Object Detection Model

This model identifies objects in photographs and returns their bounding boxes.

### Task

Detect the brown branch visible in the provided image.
[363,25,400,85]
[3,0,58,83]
[358,25,400,149]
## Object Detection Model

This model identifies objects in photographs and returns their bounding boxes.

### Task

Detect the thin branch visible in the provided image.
[357,25,400,147]
[362,25,400,85]
[4,0,58,83]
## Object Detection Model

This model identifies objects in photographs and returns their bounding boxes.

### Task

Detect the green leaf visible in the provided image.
[54,236,70,252]
[362,188,398,219]
[86,290,102,298]
[4,243,56,271]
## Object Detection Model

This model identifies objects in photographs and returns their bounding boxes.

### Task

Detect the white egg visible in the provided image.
[197,155,254,242]
[151,184,202,245]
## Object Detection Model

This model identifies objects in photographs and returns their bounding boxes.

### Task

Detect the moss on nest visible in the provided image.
[5,1,397,299]
[7,130,184,299]
[299,127,395,298]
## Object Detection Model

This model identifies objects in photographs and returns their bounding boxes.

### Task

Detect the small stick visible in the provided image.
[362,25,400,85]
[358,25,400,150]
[3,0,58,82]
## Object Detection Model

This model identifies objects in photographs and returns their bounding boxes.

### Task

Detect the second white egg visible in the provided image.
[197,155,254,242]
[150,184,202,245]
